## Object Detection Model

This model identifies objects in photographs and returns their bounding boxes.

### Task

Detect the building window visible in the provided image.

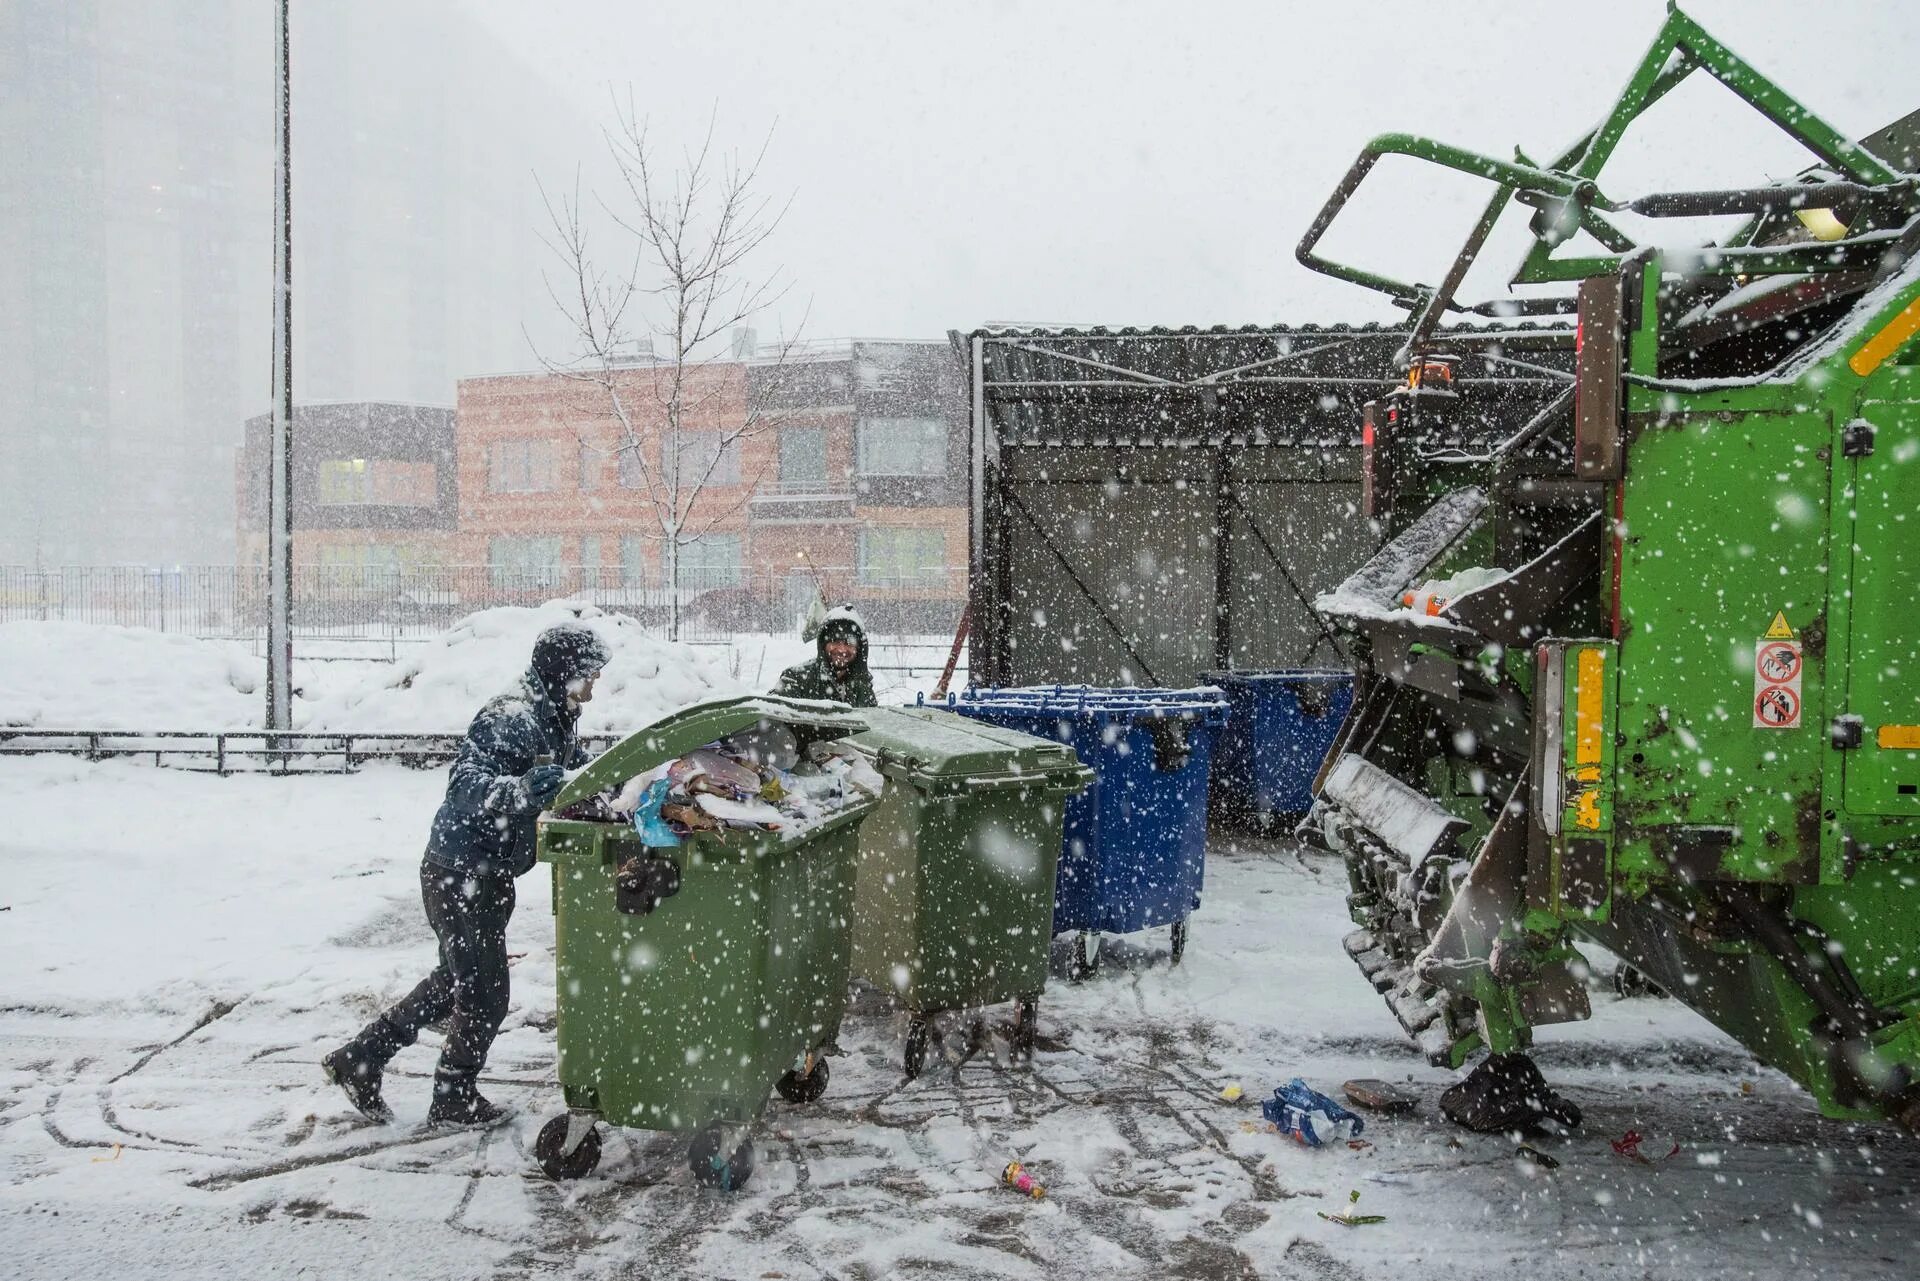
[675,534,742,588]
[660,431,741,487]
[620,535,649,588]
[313,541,430,585]
[856,417,946,477]
[578,441,599,491]
[580,535,603,588]
[779,426,827,492]
[858,526,946,586]
[487,536,564,587]
[385,461,436,505]
[487,439,557,493]
[617,447,649,490]
[321,459,434,506]
[317,458,371,505]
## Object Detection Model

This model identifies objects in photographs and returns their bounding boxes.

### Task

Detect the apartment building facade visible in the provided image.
[228,342,964,634]
[234,402,458,573]
[455,339,966,632]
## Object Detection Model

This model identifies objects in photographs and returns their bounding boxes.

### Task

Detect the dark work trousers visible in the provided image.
[350,860,517,1087]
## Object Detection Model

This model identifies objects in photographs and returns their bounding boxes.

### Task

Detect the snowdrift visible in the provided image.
[300,602,747,734]
[0,620,263,729]
[0,603,747,734]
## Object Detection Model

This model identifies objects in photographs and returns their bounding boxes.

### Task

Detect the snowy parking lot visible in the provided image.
[3,756,1917,1281]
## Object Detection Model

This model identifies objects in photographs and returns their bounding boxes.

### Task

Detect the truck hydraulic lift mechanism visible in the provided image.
[1297,2,1920,1132]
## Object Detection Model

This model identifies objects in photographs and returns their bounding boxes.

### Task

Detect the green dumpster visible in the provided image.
[530,695,877,1189]
[842,706,1092,1078]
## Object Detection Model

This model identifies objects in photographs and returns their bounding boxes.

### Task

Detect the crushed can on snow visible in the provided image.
[1262,1078,1366,1148]
[1002,1161,1046,1199]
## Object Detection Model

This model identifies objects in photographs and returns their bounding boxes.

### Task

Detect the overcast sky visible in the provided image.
[465,0,1920,342]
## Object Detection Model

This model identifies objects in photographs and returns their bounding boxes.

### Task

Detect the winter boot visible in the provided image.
[1440,1052,1582,1134]
[426,1068,512,1130]
[321,1043,394,1124]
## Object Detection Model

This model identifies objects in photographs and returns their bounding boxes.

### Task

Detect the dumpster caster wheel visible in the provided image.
[776,1055,830,1104]
[1070,931,1101,982]
[688,1124,755,1191]
[534,1114,601,1181]
[1170,919,1188,967]
[1612,963,1666,999]
[904,1017,931,1080]
[1012,996,1038,1062]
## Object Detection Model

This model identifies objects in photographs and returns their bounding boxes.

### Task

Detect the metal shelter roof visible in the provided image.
[951,324,1573,449]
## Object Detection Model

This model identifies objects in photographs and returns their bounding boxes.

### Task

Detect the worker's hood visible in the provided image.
[816,606,869,669]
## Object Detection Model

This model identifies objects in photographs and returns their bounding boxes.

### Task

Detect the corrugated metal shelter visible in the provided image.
[955,324,1569,687]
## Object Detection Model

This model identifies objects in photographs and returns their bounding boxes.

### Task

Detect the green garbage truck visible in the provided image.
[1295,3,1920,1131]
[531,695,880,1187]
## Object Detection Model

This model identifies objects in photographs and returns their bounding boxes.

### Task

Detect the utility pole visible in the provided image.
[266,0,294,730]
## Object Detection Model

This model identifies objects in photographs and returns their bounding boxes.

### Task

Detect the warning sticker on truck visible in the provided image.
[1755,684,1800,727]
[1753,630,1803,730]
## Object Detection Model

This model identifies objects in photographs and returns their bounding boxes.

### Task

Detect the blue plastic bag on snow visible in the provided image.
[1262,1078,1365,1147]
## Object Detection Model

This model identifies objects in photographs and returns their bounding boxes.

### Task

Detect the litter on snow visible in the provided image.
[1263,1078,1366,1147]
[1316,1189,1387,1227]
[1342,1078,1419,1114]
[1001,1161,1046,1199]
[1610,1129,1680,1165]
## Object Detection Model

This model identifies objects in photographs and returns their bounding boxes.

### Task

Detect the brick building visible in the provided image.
[455,339,966,631]
[235,402,458,573]
[230,342,966,635]
[455,358,752,593]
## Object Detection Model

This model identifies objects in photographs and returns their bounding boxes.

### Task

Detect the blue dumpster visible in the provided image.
[930,685,1228,975]
[1202,669,1354,831]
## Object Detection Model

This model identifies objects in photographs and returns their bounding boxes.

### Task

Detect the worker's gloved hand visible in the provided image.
[522,763,567,809]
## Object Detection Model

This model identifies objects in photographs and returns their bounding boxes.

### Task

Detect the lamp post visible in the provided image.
[266,0,293,730]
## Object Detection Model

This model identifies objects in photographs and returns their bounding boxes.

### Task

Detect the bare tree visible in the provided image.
[536,97,804,641]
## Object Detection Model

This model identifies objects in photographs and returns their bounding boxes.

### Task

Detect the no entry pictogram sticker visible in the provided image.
[1755,684,1800,728]
[1756,641,1802,684]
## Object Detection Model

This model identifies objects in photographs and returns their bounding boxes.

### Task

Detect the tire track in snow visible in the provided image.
[105,996,241,1084]
[40,1056,138,1155]
[189,1122,510,1190]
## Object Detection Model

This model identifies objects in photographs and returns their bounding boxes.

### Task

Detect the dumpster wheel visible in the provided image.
[1012,996,1038,1062]
[534,1113,602,1180]
[1612,963,1667,999]
[1070,931,1101,982]
[904,1016,932,1080]
[1170,918,1188,967]
[776,1054,831,1104]
[688,1123,756,1191]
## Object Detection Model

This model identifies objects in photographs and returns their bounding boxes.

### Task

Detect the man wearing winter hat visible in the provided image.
[323,621,611,1128]
[775,605,877,707]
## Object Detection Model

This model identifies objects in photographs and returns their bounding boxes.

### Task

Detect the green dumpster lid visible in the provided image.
[843,705,1086,783]
[553,694,870,808]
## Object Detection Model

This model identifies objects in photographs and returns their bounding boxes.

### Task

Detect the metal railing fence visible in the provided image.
[0,728,624,775]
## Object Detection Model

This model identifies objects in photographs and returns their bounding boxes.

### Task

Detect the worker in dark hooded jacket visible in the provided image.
[323,621,610,1128]
[775,605,877,707]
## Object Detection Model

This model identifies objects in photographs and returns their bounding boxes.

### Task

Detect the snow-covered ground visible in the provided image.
[4,756,1915,1281]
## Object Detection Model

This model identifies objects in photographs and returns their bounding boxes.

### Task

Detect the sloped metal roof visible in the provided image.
[952,323,1573,449]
